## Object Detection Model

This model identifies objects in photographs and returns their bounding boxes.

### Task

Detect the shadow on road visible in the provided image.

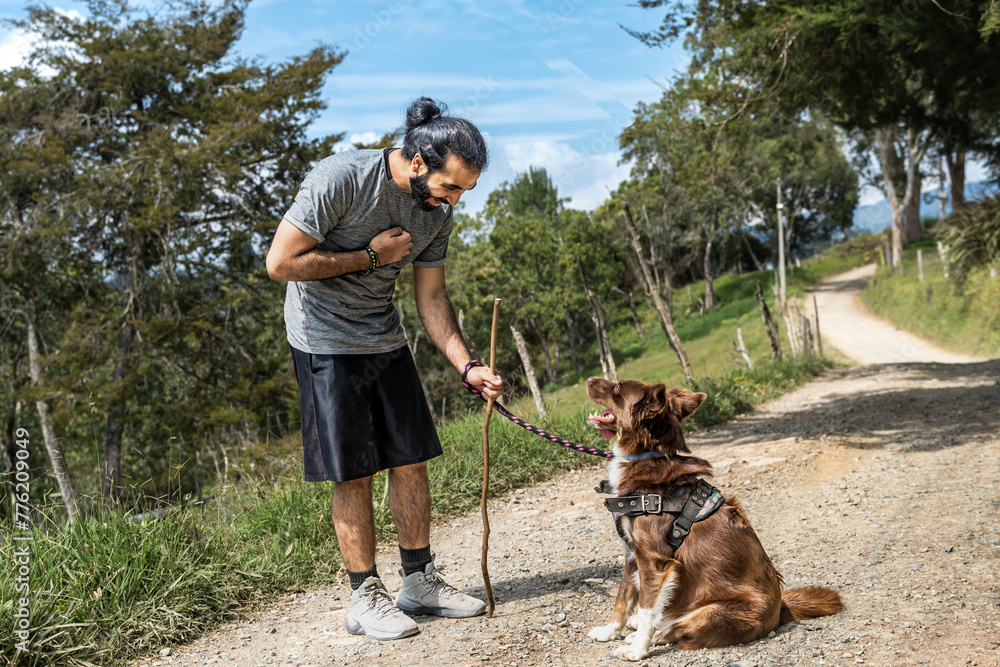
[694,360,1000,452]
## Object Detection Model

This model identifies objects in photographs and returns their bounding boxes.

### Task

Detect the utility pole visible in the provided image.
[776,180,787,316]
[938,158,948,222]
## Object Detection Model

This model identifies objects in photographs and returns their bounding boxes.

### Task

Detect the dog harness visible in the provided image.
[597,478,726,550]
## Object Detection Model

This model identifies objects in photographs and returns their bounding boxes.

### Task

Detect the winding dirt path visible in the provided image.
[810,264,977,365]
[137,268,1000,667]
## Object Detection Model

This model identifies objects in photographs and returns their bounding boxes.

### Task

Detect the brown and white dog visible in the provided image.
[585,376,841,661]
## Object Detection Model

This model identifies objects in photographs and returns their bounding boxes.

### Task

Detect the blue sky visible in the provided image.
[0,0,689,214]
[2,0,990,214]
[236,0,691,213]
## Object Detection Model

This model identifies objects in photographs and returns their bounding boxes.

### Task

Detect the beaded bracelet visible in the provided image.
[361,246,379,275]
[462,359,484,385]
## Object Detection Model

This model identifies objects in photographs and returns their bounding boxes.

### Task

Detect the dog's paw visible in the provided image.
[588,623,620,643]
[614,644,649,661]
[623,630,637,644]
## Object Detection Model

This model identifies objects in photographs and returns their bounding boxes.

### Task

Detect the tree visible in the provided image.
[629,0,1000,265]
[620,74,856,287]
[1,0,344,510]
[477,169,578,411]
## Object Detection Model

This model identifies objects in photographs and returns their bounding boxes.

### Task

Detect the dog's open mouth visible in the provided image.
[587,409,617,439]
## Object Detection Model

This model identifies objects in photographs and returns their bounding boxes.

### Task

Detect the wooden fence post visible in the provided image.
[813,294,823,357]
[754,278,782,361]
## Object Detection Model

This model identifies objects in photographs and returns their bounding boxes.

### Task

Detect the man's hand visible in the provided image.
[466,365,504,400]
[370,227,412,265]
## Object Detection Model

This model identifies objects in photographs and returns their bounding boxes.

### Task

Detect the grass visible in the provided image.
[0,234,877,666]
[0,481,342,667]
[860,237,1000,358]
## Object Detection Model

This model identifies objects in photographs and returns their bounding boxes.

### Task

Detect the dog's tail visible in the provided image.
[779,586,842,624]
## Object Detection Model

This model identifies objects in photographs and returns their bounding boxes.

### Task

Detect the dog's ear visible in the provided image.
[668,389,707,422]
[634,383,668,419]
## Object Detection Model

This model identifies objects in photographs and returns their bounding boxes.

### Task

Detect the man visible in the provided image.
[266,97,503,641]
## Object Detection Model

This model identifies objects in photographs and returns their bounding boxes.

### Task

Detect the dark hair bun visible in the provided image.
[405,97,446,133]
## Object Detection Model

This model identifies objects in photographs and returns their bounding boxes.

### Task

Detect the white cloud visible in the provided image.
[332,131,382,153]
[0,27,36,71]
[504,139,630,211]
[0,9,85,73]
[858,184,885,207]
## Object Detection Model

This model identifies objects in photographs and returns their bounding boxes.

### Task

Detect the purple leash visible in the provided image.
[462,360,613,459]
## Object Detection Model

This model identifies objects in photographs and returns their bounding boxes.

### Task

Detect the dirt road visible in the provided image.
[810,264,977,365]
[138,268,1000,667]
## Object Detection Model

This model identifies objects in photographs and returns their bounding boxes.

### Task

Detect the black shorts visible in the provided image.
[290,344,443,482]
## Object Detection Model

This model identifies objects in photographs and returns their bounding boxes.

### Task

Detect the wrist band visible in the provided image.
[361,246,379,275]
[462,359,484,384]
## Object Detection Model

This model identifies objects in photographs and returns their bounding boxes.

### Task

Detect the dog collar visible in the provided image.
[620,451,667,461]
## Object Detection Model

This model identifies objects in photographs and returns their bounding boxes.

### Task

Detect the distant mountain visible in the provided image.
[852,180,998,233]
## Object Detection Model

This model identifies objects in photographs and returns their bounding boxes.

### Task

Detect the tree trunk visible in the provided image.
[2,396,21,523]
[537,327,556,385]
[754,279,782,361]
[103,320,135,505]
[590,295,617,383]
[875,126,929,271]
[642,205,662,296]
[625,287,645,337]
[741,225,763,271]
[598,304,618,383]
[579,259,618,382]
[509,325,547,418]
[703,229,716,314]
[104,233,148,506]
[945,149,967,211]
[592,312,610,380]
[904,169,923,243]
[733,327,754,370]
[25,297,80,522]
[564,312,581,375]
[622,201,694,383]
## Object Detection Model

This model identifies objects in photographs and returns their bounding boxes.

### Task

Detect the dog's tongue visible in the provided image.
[597,409,616,439]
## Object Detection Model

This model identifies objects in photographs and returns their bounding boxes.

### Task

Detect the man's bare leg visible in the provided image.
[335,474,419,639]
[331,476,376,572]
[387,462,431,550]
[388,460,487,617]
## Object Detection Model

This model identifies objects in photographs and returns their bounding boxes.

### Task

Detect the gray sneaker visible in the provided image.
[395,556,487,618]
[346,577,419,641]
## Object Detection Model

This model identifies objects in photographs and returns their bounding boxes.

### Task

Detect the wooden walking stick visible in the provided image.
[481,297,501,617]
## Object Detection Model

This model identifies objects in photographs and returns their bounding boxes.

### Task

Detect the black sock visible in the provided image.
[400,545,432,576]
[348,565,379,590]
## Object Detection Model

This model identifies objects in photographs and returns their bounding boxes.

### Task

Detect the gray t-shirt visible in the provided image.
[281,148,453,354]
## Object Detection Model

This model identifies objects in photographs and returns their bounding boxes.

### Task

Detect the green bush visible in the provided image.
[937,194,1000,286]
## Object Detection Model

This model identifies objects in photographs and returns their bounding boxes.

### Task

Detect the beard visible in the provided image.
[409,172,439,212]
